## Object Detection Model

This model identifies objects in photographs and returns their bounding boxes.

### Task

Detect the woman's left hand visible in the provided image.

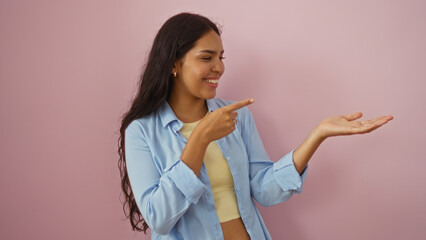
[315,112,394,140]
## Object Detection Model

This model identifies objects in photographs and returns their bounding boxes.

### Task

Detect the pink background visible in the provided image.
[1,0,425,239]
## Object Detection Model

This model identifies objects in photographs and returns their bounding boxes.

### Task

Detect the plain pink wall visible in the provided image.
[1,0,425,239]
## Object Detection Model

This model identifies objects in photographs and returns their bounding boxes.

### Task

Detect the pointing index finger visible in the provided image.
[225,98,255,112]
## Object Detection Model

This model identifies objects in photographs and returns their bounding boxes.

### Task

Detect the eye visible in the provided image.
[200,56,226,61]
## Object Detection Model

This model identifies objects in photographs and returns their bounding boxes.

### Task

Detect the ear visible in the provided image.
[172,59,180,74]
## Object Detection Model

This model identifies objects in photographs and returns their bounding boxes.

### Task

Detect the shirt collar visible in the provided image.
[159,98,220,128]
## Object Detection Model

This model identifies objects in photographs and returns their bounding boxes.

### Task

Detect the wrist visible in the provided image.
[312,125,327,142]
[190,126,211,147]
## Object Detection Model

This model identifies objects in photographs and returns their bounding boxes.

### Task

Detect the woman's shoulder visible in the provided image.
[125,111,159,136]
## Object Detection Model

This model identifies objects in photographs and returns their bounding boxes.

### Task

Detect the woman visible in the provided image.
[118,12,393,239]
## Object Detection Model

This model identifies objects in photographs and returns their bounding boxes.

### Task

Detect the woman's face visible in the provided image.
[172,30,225,101]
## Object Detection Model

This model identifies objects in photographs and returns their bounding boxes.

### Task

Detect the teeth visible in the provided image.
[204,79,219,84]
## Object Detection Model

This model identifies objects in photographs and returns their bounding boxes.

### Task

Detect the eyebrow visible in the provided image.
[198,50,225,54]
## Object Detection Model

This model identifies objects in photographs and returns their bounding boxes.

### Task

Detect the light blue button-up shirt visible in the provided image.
[125,98,308,239]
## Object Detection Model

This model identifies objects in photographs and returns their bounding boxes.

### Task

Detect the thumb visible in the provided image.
[344,112,363,121]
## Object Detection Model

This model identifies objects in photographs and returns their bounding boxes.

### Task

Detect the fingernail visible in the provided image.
[249,99,254,103]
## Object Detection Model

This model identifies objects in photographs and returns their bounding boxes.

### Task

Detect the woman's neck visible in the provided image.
[168,96,208,123]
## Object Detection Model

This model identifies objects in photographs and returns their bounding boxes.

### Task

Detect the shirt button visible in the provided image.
[226,156,230,160]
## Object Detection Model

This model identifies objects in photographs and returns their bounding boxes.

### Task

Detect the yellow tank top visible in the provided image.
[179,113,241,223]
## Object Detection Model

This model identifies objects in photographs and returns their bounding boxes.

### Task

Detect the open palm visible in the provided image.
[318,112,394,139]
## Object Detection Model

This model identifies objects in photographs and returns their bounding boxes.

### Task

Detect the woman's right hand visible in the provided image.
[195,98,254,143]
[180,98,254,176]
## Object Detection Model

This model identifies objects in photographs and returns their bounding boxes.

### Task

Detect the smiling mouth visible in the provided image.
[203,78,219,84]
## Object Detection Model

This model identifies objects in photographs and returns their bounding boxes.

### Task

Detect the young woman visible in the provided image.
[118,12,393,240]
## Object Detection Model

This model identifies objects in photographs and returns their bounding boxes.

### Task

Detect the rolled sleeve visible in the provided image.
[273,149,308,194]
[165,160,206,204]
[125,121,207,233]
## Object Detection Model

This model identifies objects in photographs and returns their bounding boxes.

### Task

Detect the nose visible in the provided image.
[212,58,225,74]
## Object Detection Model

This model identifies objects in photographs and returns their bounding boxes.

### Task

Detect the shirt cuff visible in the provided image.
[273,149,308,194]
[165,159,206,204]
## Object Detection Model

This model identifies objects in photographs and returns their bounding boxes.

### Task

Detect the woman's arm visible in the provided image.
[125,122,207,235]
[293,129,324,175]
[240,107,393,206]
[180,129,210,177]
[293,112,394,174]
[240,106,308,206]
[180,99,254,176]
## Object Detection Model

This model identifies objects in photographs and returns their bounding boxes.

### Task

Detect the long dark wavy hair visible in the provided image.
[117,12,221,233]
